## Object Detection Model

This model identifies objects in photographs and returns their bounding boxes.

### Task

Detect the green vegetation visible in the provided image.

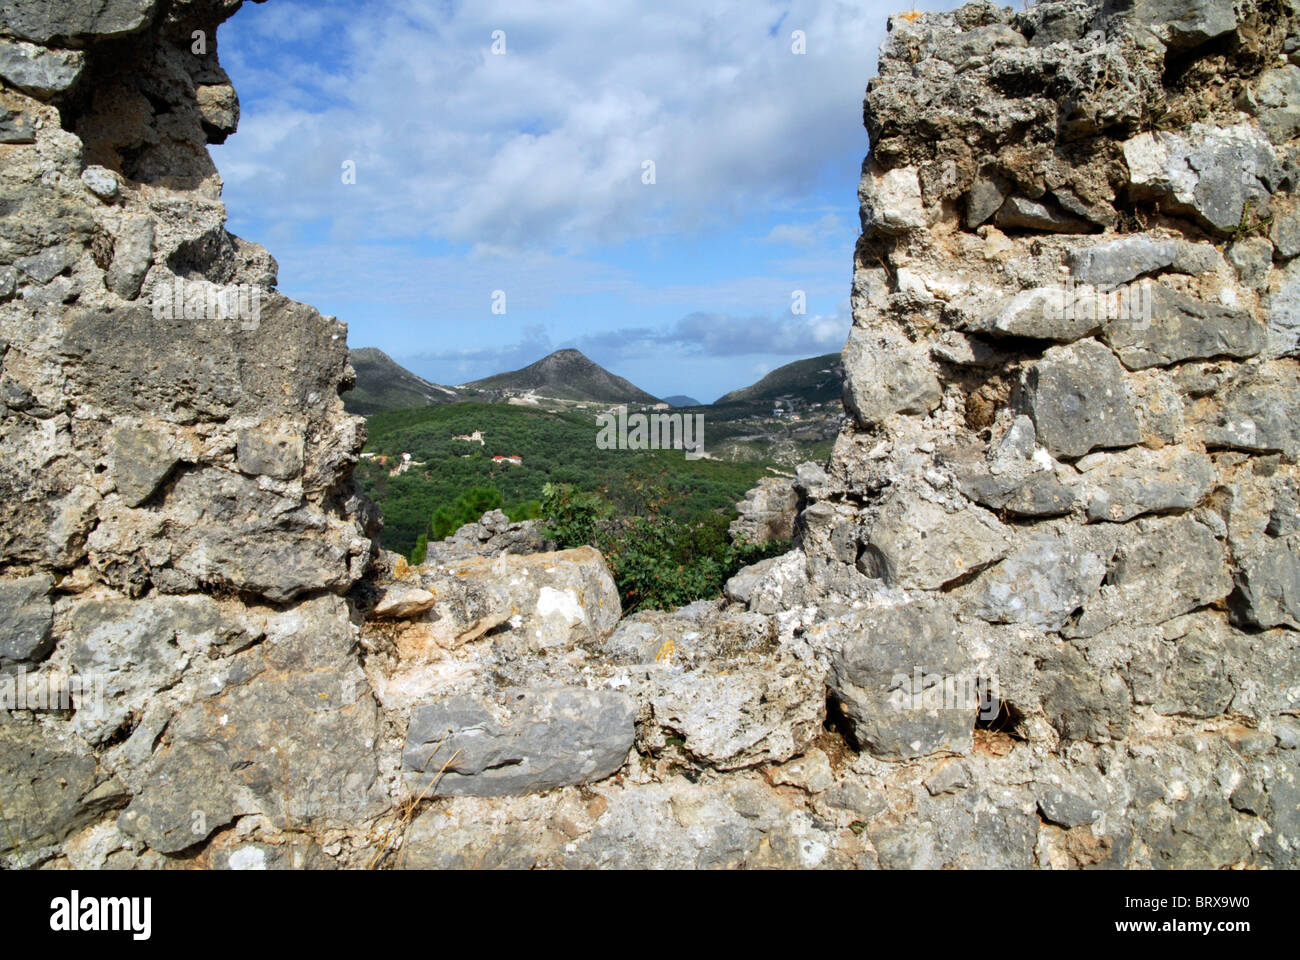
[356,403,776,564]
[541,479,788,612]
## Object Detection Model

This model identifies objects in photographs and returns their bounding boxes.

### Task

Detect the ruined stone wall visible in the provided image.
[778,0,1300,866]
[0,0,387,867]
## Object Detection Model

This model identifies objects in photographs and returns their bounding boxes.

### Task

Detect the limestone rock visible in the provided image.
[117,596,386,853]
[1021,339,1141,459]
[1067,516,1233,638]
[858,492,1010,591]
[1078,446,1215,522]
[859,164,927,236]
[1103,284,1265,370]
[813,600,974,761]
[1234,536,1300,630]
[1123,124,1279,236]
[371,584,436,619]
[967,534,1110,632]
[640,658,825,770]
[0,0,158,43]
[403,687,635,796]
[0,39,84,98]
[80,165,119,201]
[0,574,53,664]
[0,717,103,862]
[842,325,941,427]
[235,425,303,480]
[729,476,797,544]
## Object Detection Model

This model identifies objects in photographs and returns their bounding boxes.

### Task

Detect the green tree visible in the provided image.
[431,486,504,540]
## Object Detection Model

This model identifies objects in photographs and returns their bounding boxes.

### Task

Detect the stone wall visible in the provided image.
[0,0,386,867]
[783,0,1300,866]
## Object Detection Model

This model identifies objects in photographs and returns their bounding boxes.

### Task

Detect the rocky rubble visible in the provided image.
[2,0,1298,870]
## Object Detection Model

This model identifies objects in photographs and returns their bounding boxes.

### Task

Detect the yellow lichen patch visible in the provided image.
[899,10,923,22]
[655,638,676,664]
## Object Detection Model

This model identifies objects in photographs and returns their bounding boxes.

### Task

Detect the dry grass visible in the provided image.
[365,740,461,870]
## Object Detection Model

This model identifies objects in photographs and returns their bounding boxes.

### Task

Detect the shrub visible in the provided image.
[409,533,428,565]
[541,479,791,612]
[430,486,504,540]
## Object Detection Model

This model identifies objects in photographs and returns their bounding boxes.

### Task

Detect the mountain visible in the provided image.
[714,353,844,406]
[345,347,463,416]
[464,348,661,404]
[662,395,702,407]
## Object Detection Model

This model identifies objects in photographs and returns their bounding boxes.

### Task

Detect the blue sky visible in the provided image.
[211,0,963,403]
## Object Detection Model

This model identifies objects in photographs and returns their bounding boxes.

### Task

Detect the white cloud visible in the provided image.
[214,0,963,252]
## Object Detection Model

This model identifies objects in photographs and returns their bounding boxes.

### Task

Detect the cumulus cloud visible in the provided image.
[214,0,960,251]
[579,302,852,358]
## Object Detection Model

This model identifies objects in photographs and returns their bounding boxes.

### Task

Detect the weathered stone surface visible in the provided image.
[0,0,158,43]
[63,595,230,744]
[859,164,927,236]
[421,509,551,565]
[1078,446,1215,522]
[965,175,1007,228]
[118,596,386,853]
[959,470,1078,516]
[1068,516,1232,638]
[0,0,1295,873]
[0,105,34,143]
[1249,64,1300,144]
[109,424,179,507]
[1066,235,1180,286]
[1234,536,1300,630]
[1021,339,1141,459]
[1227,237,1273,292]
[975,285,1099,342]
[105,217,154,299]
[0,574,53,664]
[372,583,436,619]
[235,425,303,480]
[1124,124,1279,235]
[0,717,104,862]
[842,325,941,427]
[403,687,635,796]
[428,546,619,648]
[1198,362,1300,457]
[601,601,772,666]
[1040,643,1131,742]
[1150,619,1237,718]
[967,534,1109,632]
[641,658,825,770]
[729,476,797,544]
[870,785,1039,869]
[724,549,808,614]
[812,600,974,761]
[1103,284,1265,370]
[1127,0,1240,51]
[79,165,119,200]
[994,195,1090,233]
[0,39,84,98]
[1267,257,1300,357]
[196,83,239,141]
[1037,787,1102,828]
[402,775,855,869]
[858,492,1010,591]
